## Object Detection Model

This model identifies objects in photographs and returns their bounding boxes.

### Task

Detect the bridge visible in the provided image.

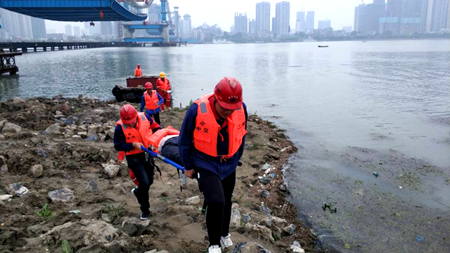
[0,42,143,53]
[0,0,183,45]
[0,0,147,21]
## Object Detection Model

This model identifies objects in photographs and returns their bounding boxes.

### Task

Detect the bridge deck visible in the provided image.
[0,0,146,21]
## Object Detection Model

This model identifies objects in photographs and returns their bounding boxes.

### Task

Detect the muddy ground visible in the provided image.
[0,96,320,253]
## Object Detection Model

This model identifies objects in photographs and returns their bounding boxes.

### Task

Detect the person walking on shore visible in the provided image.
[178,77,248,253]
[135,64,142,77]
[156,72,172,111]
[140,82,164,125]
[114,104,161,220]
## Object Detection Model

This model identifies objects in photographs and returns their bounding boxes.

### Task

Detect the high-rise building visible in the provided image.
[400,0,423,34]
[306,11,315,32]
[0,9,34,41]
[318,20,332,29]
[65,24,73,36]
[272,17,277,35]
[355,0,386,34]
[249,19,257,35]
[31,17,46,40]
[275,1,290,36]
[234,13,248,34]
[425,0,450,32]
[73,26,81,37]
[148,3,161,23]
[181,14,192,38]
[101,22,113,37]
[380,0,403,34]
[256,1,271,38]
[296,11,306,32]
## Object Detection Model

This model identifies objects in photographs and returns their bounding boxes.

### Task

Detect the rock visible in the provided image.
[121,217,150,236]
[86,134,98,141]
[13,97,26,103]
[102,213,113,223]
[2,122,21,134]
[44,123,60,135]
[242,214,252,224]
[9,183,30,197]
[0,119,7,129]
[104,164,120,178]
[29,164,43,178]
[99,134,106,142]
[230,207,241,227]
[43,219,118,246]
[48,188,74,202]
[259,177,271,185]
[283,224,296,236]
[106,128,115,139]
[288,241,305,253]
[114,184,127,195]
[233,241,272,253]
[72,135,82,140]
[185,195,201,205]
[0,134,5,140]
[259,204,271,216]
[279,184,288,192]
[145,250,170,253]
[86,180,99,192]
[26,224,51,237]
[244,224,275,242]
[262,190,270,198]
[77,131,88,138]
[268,143,280,151]
[260,218,272,227]
[271,216,287,225]
[0,164,8,173]
[87,125,98,137]
[0,195,13,201]
[0,155,6,166]
[60,104,71,113]
[260,163,271,171]
[35,149,47,158]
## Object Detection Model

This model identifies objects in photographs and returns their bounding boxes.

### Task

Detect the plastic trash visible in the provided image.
[416,235,424,242]
[373,172,379,178]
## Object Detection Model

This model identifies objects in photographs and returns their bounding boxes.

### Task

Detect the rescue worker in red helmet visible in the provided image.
[114,104,161,220]
[134,64,142,77]
[156,72,172,111]
[140,82,164,125]
[178,77,248,253]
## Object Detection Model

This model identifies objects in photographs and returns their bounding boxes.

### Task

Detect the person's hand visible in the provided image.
[185,169,195,179]
[132,142,143,150]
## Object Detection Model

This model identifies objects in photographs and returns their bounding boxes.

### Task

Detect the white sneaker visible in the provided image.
[208,245,222,253]
[220,234,233,249]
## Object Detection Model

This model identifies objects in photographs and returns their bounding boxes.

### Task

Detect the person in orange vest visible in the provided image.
[135,64,142,77]
[156,72,171,111]
[178,77,248,253]
[114,104,161,220]
[140,82,164,125]
[118,126,182,187]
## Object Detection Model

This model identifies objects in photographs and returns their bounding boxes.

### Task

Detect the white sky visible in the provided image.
[46,0,363,33]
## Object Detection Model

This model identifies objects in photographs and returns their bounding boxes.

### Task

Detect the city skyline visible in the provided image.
[43,0,362,33]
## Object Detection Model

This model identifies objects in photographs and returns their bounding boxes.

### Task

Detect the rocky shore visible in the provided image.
[0,96,319,253]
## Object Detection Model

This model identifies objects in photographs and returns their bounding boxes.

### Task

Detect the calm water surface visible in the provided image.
[1,40,450,252]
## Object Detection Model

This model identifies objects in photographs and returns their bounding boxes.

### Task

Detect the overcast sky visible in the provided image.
[46,0,362,33]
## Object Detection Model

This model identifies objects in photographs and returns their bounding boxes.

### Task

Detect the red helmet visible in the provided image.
[120,104,138,125]
[137,64,141,69]
[145,82,153,89]
[214,77,243,110]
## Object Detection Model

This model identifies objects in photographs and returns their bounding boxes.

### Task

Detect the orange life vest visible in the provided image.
[148,126,180,152]
[116,113,153,156]
[193,94,247,157]
[135,68,142,77]
[144,90,160,110]
[156,78,170,91]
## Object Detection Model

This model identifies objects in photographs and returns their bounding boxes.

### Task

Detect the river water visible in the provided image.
[1,40,450,252]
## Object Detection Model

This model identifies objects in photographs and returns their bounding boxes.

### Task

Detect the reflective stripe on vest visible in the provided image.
[148,126,180,152]
[144,90,160,110]
[193,94,247,157]
[116,112,152,156]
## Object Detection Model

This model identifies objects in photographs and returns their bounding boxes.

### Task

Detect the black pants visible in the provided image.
[197,168,236,246]
[126,152,154,215]
[153,112,161,125]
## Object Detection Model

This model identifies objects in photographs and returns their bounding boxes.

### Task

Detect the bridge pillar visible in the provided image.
[43,47,47,52]
[51,47,55,51]
[123,28,134,40]
[22,47,27,53]
[161,26,170,44]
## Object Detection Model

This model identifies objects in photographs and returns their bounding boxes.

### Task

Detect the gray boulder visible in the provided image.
[2,122,21,134]
[121,217,150,236]
[48,188,74,202]
[232,241,271,253]
[44,123,60,135]
[29,164,43,178]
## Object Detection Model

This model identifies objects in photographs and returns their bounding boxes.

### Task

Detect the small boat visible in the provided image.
[318,45,329,48]
[112,75,160,103]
